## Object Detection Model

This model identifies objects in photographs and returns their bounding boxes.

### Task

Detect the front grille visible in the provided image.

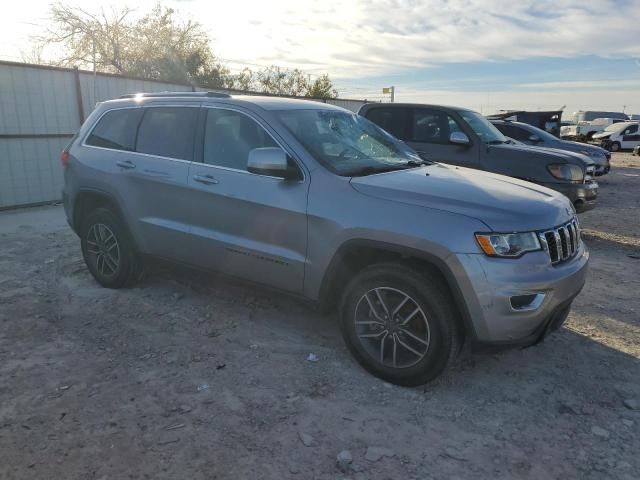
[539,218,580,265]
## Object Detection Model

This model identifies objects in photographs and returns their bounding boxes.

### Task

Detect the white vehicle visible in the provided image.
[593,121,640,152]
[561,117,628,141]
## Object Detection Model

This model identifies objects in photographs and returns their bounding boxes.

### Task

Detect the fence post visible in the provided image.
[73,67,85,125]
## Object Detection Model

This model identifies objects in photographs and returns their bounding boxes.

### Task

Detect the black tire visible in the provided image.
[80,207,138,288]
[339,263,461,386]
[610,141,621,152]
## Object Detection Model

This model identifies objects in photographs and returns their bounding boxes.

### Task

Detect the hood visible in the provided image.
[560,140,607,155]
[350,163,574,232]
[492,142,592,167]
[592,131,612,140]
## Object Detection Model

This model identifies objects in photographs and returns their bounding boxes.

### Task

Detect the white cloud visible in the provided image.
[3,0,638,78]
[0,0,638,112]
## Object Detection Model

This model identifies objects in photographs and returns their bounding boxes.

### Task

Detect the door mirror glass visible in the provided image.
[449,131,470,145]
[248,147,298,179]
[528,134,541,143]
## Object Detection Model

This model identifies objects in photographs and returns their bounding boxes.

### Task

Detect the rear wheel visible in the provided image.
[80,208,138,288]
[339,263,461,386]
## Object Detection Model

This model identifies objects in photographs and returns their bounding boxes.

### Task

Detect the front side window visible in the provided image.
[203,109,278,170]
[498,124,530,142]
[623,124,638,135]
[86,109,144,151]
[411,109,464,144]
[136,107,198,161]
[277,109,422,176]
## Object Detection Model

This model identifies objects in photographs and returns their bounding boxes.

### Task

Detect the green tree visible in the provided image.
[306,74,338,99]
[39,3,229,87]
[38,2,338,97]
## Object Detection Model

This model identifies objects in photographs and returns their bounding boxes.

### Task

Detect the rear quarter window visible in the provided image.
[86,109,144,151]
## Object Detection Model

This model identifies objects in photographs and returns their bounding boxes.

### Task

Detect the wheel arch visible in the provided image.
[318,239,477,340]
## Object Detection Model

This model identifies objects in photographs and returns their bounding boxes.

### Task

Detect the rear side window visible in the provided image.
[365,108,408,140]
[136,107,198,161]
[86,109,144,151]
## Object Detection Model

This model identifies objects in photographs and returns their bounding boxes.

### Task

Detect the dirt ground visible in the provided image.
[1,153,639,480]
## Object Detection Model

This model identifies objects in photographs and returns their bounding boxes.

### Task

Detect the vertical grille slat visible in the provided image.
[539,219,580,266]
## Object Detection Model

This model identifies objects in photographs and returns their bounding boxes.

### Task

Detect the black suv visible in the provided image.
[359,103,598,212]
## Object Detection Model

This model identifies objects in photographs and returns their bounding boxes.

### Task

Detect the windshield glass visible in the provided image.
[460,111,507,144]
[604,122,630,132]
[276,109,423,176]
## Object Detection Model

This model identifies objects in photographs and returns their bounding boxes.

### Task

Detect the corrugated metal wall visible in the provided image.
[0,61,367,209]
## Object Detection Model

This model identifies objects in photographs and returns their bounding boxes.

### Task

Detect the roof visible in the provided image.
[103,91,346,112]
[359,102,477,113]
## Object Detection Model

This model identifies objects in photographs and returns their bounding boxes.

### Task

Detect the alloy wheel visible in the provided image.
[354,287,431,368]
[86,223,121,277]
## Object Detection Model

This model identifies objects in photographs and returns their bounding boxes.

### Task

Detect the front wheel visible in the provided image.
[609,141,621,152]
[339,263,461,386]
[80,208,138,288]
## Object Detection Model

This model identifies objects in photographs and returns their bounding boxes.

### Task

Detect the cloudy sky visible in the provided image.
[2,0,639,115]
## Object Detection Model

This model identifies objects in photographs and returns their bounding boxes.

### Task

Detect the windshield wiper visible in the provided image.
[486,139,506,145]
[344,160,428,177]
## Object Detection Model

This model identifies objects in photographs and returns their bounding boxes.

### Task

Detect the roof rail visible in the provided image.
[119,91,231,99]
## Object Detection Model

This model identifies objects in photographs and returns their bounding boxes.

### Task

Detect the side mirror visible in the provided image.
[449,131,470,146]
[247,147,299,180]
[529,134,541,143]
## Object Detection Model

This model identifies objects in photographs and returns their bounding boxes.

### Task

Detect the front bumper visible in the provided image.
[543,181,598,212]
[447,243,589,347]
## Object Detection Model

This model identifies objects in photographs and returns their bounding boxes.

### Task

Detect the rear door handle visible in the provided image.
[193,174,219,185]
[116,160,136,170]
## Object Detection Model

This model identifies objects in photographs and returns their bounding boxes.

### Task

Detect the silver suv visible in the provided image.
[62,92,589,386]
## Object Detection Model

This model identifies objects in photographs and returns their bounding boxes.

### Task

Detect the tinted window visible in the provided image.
[136,107,198,161]
[365,107,408,140]
[497,124,530,142]
[86,109,144,151]
[412,109,464,144]
[623,124,638,134]
[203,109,277,170]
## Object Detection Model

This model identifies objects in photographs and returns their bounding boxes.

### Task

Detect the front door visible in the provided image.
[186,106,308,293]
[620,123,640,149]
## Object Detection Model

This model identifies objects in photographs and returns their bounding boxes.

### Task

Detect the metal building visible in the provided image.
[0,61,366,209]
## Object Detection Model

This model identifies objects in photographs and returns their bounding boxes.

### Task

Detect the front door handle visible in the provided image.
[193,174,219,185]
[116,160,136,170]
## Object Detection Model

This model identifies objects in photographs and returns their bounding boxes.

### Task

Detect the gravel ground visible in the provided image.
[0,152,639,480]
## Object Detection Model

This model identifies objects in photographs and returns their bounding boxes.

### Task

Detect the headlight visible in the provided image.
[475,232,541,258]
[547,164,584,182]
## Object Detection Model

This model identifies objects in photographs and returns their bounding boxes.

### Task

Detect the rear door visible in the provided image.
[408,108,480,167]
[83,105,199,261]
[126,105,199,260]
[185,106,308,293]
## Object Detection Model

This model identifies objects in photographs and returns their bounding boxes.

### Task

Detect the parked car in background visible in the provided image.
[561,117,628,142]
[492,119,610,175]
[592,121,640,152]
[62,92,590,386]
[359,103,598,212]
